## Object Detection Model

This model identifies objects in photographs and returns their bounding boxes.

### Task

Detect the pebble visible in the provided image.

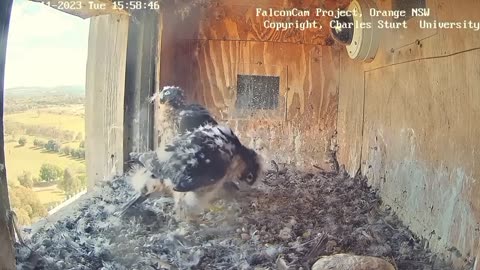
[278,227,292,240]
[241,233,251,240]
[276,257,289,270]
[286,218,297,228]
[311,254,395,270]
[325,240,337,253]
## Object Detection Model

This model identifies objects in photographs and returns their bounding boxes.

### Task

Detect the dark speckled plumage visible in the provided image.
[155,86,218,135]
[130,124,262,193]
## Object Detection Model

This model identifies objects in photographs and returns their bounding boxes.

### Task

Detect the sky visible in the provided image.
[5,0,90,89]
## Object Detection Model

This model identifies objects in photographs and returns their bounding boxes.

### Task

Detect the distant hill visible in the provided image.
[5,85,85,97]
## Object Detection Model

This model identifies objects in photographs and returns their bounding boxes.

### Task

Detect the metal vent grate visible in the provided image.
[235,74,279,110]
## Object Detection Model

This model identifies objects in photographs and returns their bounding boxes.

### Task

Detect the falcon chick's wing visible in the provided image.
[163,125,245,192]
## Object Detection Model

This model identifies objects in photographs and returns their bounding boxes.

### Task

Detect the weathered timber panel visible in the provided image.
[363,51,480,267]
[336,50,364,177]
[86,14,129,187]
[0,0,16,268]
[337,0,480,267]
[158,0,341,169]
[160,34,340,168]
[124,9,159,156]
[161,0,349,45]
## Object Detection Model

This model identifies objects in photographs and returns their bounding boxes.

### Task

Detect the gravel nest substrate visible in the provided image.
[15,168,455,270]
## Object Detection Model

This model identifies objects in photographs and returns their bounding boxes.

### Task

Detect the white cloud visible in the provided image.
[5,0,90,88]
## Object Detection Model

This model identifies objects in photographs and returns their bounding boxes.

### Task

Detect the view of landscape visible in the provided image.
[4,86,86,225]
[5,0,90,225]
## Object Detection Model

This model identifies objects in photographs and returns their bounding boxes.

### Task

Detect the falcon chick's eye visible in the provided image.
[246,172,254,183]
[164,90,171,96]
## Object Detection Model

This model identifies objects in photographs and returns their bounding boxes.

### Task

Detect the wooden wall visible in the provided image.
[336,0,480,267]
[158,0,345,169]
[86,14,129,187]
[123,9,160,157]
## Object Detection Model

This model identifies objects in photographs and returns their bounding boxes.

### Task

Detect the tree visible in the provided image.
[45,139,61,152]
[70,148,84,159]
[79,140,85,148]
[9,185,48,225]
[14,208,31,226]
[38,139,47,148]
[59,169,80,196]
[76,132,83,141]
[61,146,71,155]
[32,176,40,185]
[77,148,85,159]
[77,174,87,189]
[69,148,77,157]
[39,163,63,182]
[18,137,27,146]
[45,139,54,151]
[17,171,33,188]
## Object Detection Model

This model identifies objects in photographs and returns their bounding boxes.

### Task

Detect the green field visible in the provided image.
[5,138,85,184]
[5,103,85,208]
[5,107,85,134]
[33,185,67,206]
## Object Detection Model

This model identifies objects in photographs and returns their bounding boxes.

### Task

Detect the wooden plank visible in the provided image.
[336,51,364,176]
[161,0,350,45]
[153,11,163,150]
[361,50,480,266]
[159,35,339,168]
[29,0,128,19]
[336,0,480,263]
[123,9,159,156]
[85,14,129,188]
[364,0,480,71]
[0,0,16,268]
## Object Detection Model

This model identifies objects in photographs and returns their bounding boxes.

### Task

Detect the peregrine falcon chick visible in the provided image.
[124,124,264,221]
[152,86,218,150]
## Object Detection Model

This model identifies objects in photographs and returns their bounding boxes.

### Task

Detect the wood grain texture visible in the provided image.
[163,0,350,45]
[86,14,129,188]
[158,1,341,169]
[362,50,480,268]
[0,0,16,268]
[363,0,480,70]
[159,15,340,168]
[336,0,480,266]
[124,9,159,156]
[336,49,363,177]
[153,11,163,150]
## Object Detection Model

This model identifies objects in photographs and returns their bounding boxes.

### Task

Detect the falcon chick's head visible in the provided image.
[156,86,185,108]
[237,146,265,185]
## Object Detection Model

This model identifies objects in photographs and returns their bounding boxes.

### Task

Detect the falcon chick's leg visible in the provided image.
[173,185,229,221]
[173,192,204,222]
